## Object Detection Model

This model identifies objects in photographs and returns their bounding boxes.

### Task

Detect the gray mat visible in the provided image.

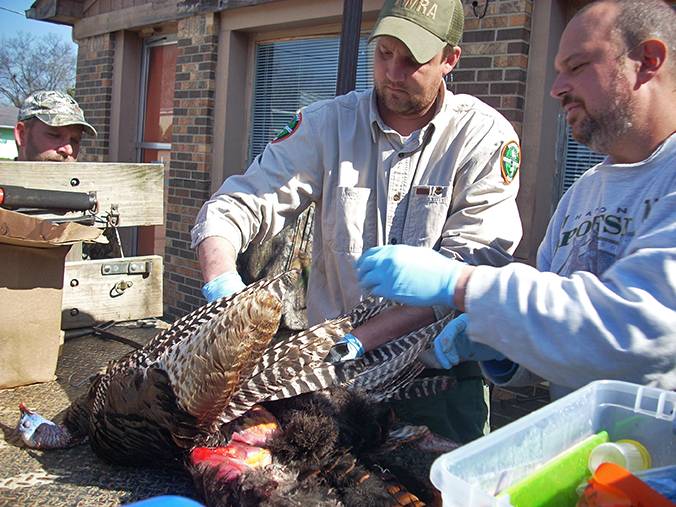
[0,324,199,506]
[0,322,549,506]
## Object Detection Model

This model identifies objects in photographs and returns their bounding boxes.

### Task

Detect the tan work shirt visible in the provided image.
[192,88,522,325]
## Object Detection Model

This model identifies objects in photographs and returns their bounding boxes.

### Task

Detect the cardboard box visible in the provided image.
[0,209,102,389]
[430,380,676,507]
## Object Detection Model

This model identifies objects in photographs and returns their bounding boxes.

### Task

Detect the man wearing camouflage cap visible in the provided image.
[192,0,522,443]
[14,90,97,162]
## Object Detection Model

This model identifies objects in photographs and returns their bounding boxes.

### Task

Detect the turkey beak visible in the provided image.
[19,402,35,417]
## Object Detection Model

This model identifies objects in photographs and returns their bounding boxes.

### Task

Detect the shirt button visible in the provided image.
[390,238,398,244]
[398,152,406,158]
[393,194,401,201]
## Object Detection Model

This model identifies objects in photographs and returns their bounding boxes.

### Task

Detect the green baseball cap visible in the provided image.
[18,90,97,137]
[368,0,465,64]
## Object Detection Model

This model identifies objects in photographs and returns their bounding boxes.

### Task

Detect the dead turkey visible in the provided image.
[14,268,454,506]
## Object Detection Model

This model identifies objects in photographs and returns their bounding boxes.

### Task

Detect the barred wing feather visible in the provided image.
[337,312,456,401]
[221,296,397,422]
[221,317,350,421]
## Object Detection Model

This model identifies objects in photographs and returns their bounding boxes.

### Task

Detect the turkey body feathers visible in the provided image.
[189,388,423,507]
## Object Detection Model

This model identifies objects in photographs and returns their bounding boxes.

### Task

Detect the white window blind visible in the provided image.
[562,127,606,193]
[249,35,374,163]
[555,113,607,207]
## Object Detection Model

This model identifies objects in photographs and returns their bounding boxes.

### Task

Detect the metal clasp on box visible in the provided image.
[101,260,154,276]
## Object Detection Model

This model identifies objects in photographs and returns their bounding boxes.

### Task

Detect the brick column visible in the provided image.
[164,13,220,319]
[75,34,114,162]
[452,0,532,137]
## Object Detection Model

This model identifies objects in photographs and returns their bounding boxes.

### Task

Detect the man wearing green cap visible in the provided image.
[192,0,522,443]
[14,90,97,162]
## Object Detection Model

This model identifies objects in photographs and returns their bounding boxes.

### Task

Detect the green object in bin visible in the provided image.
[497,430,610,507]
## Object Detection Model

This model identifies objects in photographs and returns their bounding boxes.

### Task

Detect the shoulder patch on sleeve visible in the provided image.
[501,140,521,184]
[272,112,302,143]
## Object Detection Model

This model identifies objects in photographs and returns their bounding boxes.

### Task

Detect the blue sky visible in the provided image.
[0,1,77,49]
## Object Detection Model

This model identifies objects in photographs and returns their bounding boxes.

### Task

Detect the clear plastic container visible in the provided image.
[430,380,676,507]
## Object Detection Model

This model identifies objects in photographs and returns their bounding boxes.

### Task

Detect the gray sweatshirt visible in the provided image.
[469,133,676,399]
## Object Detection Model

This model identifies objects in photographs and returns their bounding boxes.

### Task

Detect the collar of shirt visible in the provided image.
[368,84,448,149]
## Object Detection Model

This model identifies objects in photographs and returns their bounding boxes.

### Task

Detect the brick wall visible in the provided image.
[76,34,114,162]
[163,13,220,319]
[451,0,532,137]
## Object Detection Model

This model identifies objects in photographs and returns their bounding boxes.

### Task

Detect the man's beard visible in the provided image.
[567,71,635,155]
[33,152,73,162]
[24,139,74,162]
[375,79,437,117]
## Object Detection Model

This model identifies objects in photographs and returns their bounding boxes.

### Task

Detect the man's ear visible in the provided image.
[633,39,667,85]
[442,46,462,77]
[14,122,26,147]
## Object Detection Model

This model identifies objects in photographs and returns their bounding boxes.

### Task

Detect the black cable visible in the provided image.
[472,0,489,19]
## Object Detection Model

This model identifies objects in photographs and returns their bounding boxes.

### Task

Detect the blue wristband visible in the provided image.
[325,333,365,363]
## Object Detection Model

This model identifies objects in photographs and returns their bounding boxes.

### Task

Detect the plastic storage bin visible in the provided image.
[430,380,676,507]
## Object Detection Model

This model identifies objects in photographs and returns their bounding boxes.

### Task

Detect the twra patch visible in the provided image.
[501,141,521,184]
[272,113,302,143]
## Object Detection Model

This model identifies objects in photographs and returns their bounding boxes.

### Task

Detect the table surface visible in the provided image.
[0,321,549,506]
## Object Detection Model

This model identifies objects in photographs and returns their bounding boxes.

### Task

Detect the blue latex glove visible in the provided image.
[325,333,365,362]
[434,314,505,369]
[201,271,246,302]
[355,245,464,308]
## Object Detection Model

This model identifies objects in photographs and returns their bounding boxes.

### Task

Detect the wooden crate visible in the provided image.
[0,161,163,227]
[62,255,163,329]
[1,162,165,329]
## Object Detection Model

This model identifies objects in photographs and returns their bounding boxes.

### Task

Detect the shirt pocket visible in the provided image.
[404,185,452,247]
[325,186,374,253]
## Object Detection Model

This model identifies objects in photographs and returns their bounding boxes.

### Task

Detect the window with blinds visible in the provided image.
[248,35,375,164]
[554,113,606,207]
[561,128,606,192]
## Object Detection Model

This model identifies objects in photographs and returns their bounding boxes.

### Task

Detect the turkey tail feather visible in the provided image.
[156,270,298,427]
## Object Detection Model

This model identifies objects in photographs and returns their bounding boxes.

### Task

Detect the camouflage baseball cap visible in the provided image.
[18,91,97,137]
[368,0,465,64]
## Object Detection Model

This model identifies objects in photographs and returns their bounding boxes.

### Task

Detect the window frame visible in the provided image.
[136,33,178,164]
[211,1,383,191]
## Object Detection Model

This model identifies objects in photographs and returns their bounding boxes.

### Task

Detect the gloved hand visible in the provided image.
[355,245,464,308]
[202,271,246,302]
[325,333,365,362]
[434,314,505,369]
